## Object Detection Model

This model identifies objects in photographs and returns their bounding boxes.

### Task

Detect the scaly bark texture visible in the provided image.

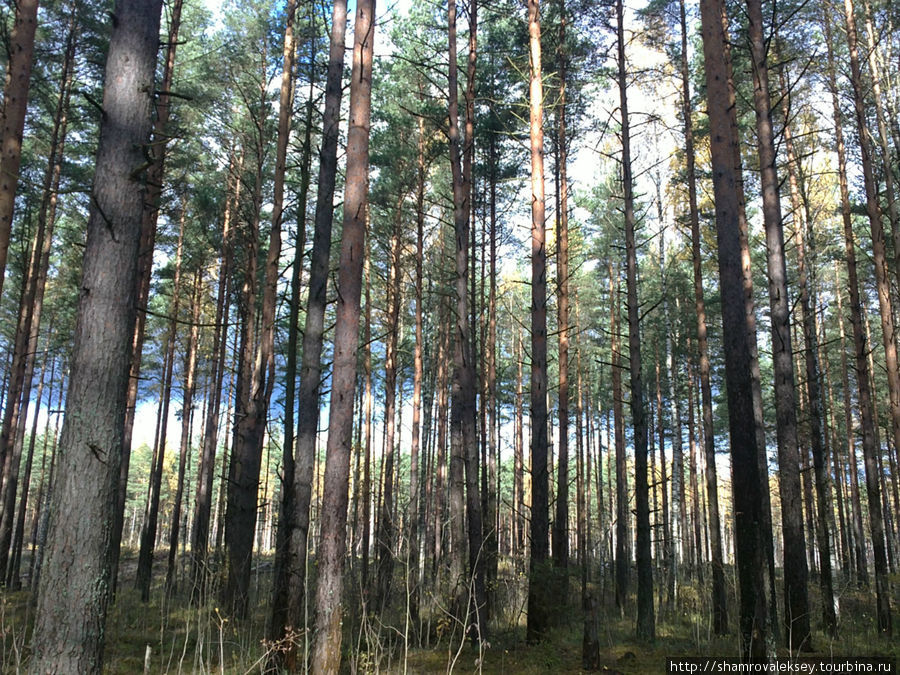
[284,0,347,642]
[30,0,162,668]
[745,0,810,648]
[699,0,770,656]
[310,0,375,669]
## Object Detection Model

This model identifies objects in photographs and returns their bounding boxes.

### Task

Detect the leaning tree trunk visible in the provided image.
[309,0,375,669]
[30,0,162,668]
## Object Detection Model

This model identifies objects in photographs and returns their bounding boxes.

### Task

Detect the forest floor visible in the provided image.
[1,550,897,673]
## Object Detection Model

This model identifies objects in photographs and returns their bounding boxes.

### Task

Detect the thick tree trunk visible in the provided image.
[699,0,770,656]
[745,0,810,648]
[309,0,375,668]
[30,0,162,667]
[284,0,347,642]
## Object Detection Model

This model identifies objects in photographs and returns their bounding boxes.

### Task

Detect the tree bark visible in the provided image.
[165,271,202,594]
[0,0,39,300]
[616,0,653,640]
[30,0,162,667]
[699,0,770,655]
[309,0,375,668]
[526,0,550,644]
[839,0,894,635]
[745,0,810,647]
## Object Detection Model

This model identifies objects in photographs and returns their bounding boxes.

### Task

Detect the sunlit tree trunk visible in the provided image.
[745,0,810,647]
[678,0,725,630]
[526,0,550,645]
[30,0,163,667]
[309,0,375,668]
[699,0,770,655]
[840,0,894,635]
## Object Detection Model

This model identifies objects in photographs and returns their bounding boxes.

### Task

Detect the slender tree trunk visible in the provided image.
[375,200,404,613]
[448,0,486,642]
[839,0,894,634]
[165,271,202,594]
[778,66,837,635]
[515,331,525,562]
[552,0,570,588]
[30,0,162,667]
[409,109,427,626]
[224,19,285,617]
[6,330,49,589]
[136,211,186,601]
[309,0,375,668]
[0,0,39,299]
[190,154,236,601]
[462,0,487,641]
[611,264,629,614]
[615,0,653,640]
[362,256,373,593]
[0,12,75,574]
[268,0,307,654]
[525,0,550,645]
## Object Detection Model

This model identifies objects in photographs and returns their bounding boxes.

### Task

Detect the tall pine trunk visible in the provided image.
[0,0,39,299]
[526,0,551,644]
[309,0,375,668]
[699,0,770,655]
[30,0,163,667]
[745,0,810,647]
[616,0,653,641]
